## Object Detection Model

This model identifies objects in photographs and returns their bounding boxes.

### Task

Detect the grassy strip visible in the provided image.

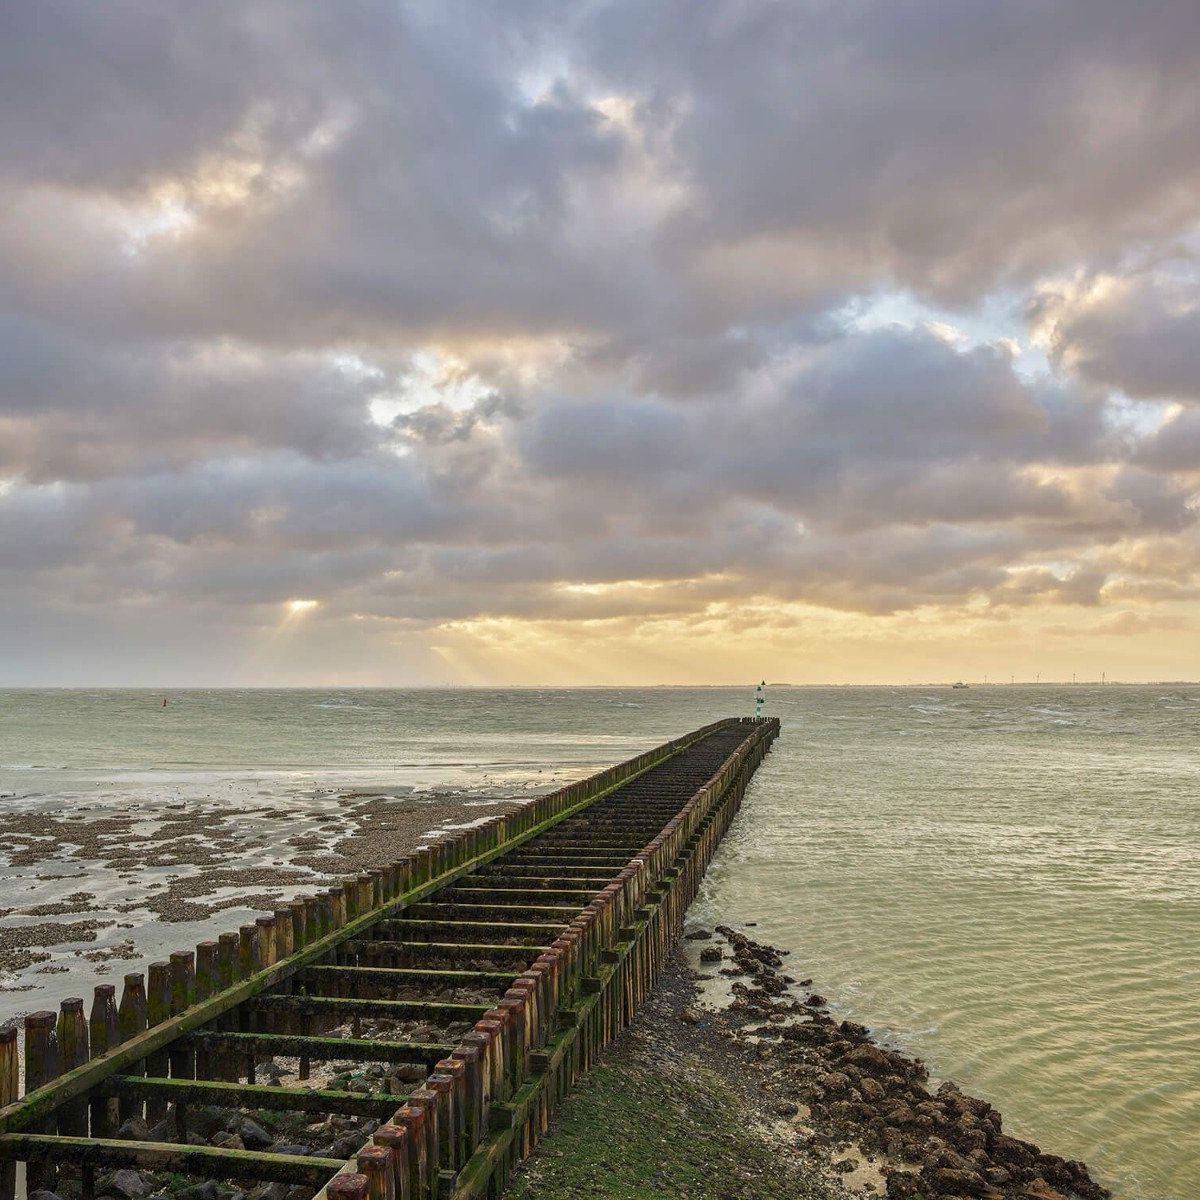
[507,1045,833,1200]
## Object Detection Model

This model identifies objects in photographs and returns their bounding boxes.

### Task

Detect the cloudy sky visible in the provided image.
[3,1,1199,685]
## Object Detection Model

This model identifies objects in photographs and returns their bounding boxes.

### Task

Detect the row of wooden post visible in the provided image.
[0,720,756,1200]
[321,717,779,1200]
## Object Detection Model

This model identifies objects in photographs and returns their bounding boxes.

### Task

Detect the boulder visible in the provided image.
[100,1170,148,1199]
[236,1118,273,1150]
[922,1166,988,1196]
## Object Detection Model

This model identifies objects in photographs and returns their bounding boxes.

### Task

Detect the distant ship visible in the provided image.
[951,681,969,689]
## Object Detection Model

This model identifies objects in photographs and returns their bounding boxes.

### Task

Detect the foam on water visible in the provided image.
[1,684,1196,1198]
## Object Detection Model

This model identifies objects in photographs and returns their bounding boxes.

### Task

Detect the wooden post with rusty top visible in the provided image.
[371,1124,411,1200]
[326,1173,370,1200]
[356,1144,393,1200]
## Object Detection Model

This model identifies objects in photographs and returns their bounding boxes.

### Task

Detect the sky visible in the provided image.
[2,1,1200,686]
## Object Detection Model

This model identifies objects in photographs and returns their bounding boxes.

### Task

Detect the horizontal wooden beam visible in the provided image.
[98,1075,409,1118]
[0,1134,346,1185]
[298,964,515,989]
[253,995,489,1021]
[186,1031,453,1065]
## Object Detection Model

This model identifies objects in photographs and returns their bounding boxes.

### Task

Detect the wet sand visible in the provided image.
[0,784,534,1025]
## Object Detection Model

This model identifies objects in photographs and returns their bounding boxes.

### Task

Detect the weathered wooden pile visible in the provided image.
[0,716,779,1200]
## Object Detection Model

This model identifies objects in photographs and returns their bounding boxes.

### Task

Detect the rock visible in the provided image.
[804,993,827,1008]
[699,947,722,963]
[991,1133,1039,1167]
[101,1170,148,1199]
[236,1118,273,1150]
[209,1131,244,1151]
[1022,1182,1067,1200]
[817,1071,852,1094]
[347,1079,372,1093]
[842,1045,895,1075]
[175,1183,218,1200]
[271,1144,311,1157]
[116,1117,150,1141]
[28,1191,66,1200]
[680,1007,704,1025]
[146,1116,176,1142]
[861,1077,885,1100]
[774,1100,799,1117]
[684,929,713,940]
[923,1166,988,1196]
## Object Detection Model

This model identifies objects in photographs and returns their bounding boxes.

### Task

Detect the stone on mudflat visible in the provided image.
[922,1166,987,1196]
[100,1169,148,1199]
[236,1117,273,1150]
[174,1182,218,1200]
[117,1117,150,1141]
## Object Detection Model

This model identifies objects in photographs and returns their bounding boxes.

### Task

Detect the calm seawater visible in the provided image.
[1,686,1197,1198]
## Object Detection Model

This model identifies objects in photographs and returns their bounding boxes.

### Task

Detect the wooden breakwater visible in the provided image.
[0,716,779,1200]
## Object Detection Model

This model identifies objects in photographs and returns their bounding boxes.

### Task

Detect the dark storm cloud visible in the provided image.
[2,0,1200,678]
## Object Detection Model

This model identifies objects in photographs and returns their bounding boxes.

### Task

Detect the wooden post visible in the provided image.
[56,998,89,1136]
[0,1023,17,1200]
[169,951,195,1079]
[239,925,260,978]
[326,1173,370,1200]
[88,985,120,1138]
[288,899,307,951]
[145,962,171,1122]
[393,1105,427,1200]
[372,1125,411,1200]
[23,1011,58,1193]
[117,973,147,1124]
[274,908,294,961]
[217,933,240,1081]
[194,942,218,1078]
[256,916,277,970]
[357,1144,394,1200]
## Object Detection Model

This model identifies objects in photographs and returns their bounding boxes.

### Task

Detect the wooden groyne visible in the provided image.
[0,716,779,1200]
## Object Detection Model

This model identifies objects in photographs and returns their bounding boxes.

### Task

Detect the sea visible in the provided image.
[0,685,1196,1198]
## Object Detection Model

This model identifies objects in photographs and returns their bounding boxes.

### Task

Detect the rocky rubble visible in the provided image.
[706,926,1110,1200]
